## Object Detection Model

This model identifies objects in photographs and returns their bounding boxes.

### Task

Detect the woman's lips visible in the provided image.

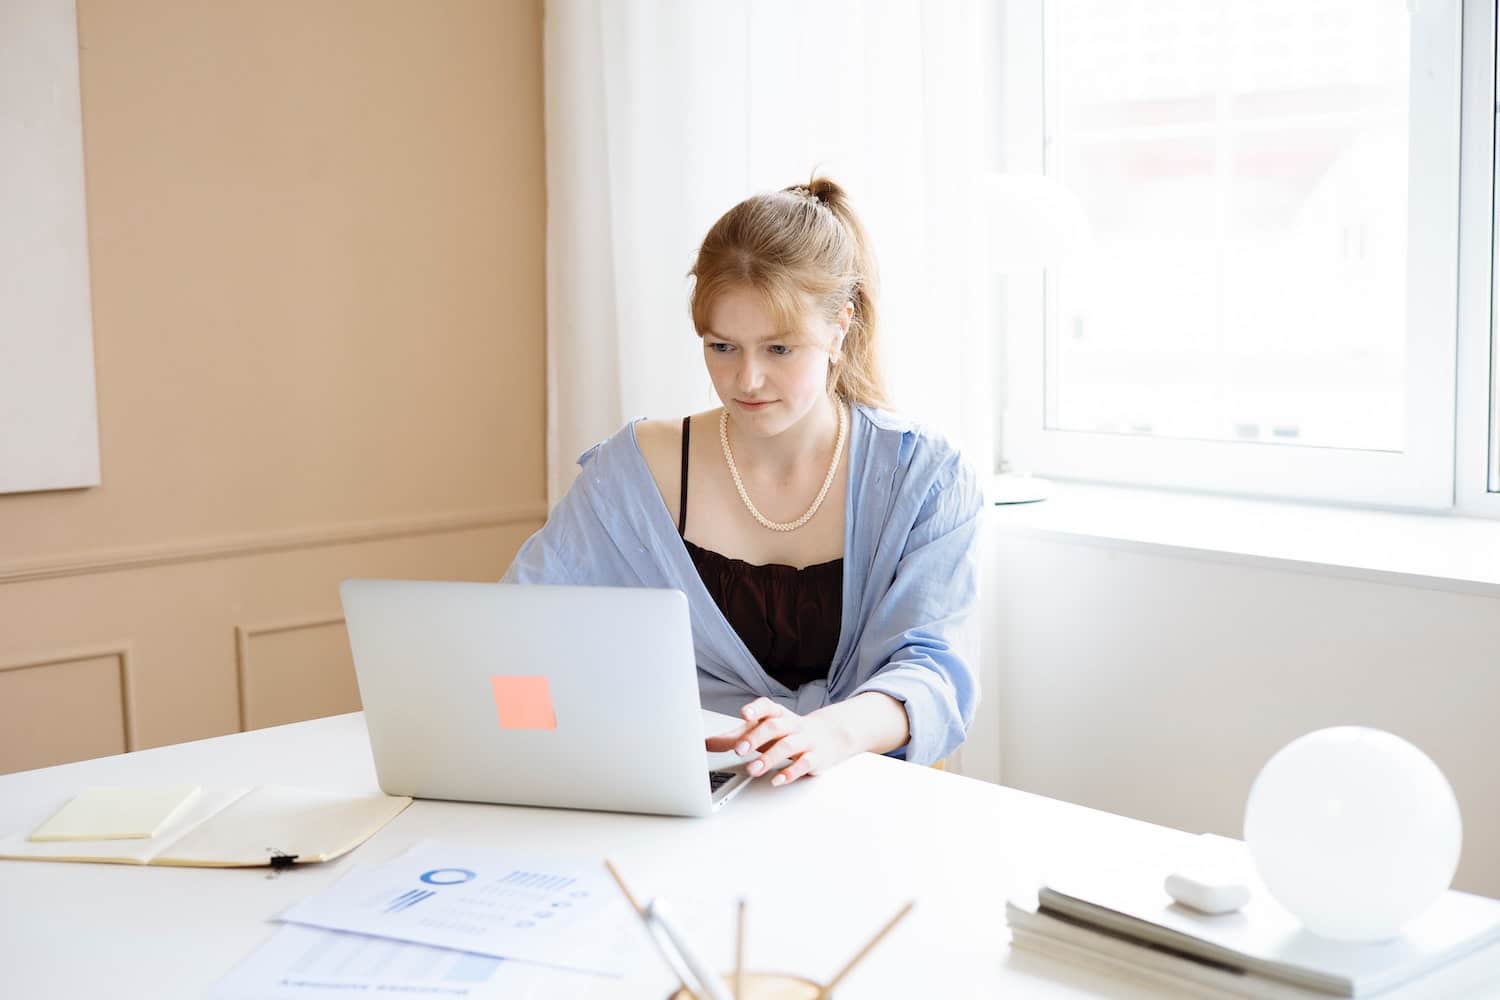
[737,399,773,409]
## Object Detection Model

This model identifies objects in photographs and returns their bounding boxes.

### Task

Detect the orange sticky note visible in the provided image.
[490,675,557,730]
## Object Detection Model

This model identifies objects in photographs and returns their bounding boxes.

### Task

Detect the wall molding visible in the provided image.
[235,615,346,732]
[0,504,547,586]
[0,644,138,751]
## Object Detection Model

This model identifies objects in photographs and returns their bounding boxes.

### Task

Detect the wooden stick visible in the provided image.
[816,901,914,999]
[604,859,700,1000]
[734,897,746,1000]
[603,858,644,914]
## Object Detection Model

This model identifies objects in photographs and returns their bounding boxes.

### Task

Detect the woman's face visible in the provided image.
[702,284,847,438]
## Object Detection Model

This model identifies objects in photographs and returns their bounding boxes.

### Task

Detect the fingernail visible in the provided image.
[772,774,786,786]
[749,760,764,775]
[736,742,750,756]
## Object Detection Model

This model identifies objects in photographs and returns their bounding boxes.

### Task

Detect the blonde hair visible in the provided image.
[687,175,889,408]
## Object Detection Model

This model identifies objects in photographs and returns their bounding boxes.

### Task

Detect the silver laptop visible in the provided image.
[339,579,755,817]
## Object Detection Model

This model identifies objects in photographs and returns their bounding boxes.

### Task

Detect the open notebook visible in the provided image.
[0,786,411,868]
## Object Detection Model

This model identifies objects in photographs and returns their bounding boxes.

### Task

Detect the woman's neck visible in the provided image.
[724,396,845,482]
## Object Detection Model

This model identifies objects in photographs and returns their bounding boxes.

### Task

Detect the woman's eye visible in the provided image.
[768,345,792,356]
[707,342,733,354]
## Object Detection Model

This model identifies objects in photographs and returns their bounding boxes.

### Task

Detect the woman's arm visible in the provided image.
[813,689,910,756]
[707,448,985,778]
[847,455,984,764]
[500,442,610,585]
[501,513,580,586]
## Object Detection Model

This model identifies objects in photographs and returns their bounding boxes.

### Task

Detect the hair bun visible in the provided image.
[807,177,839,204]
[783,182,819,204]
[784,177,843,206]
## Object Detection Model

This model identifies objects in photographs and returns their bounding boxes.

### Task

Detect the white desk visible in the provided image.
[1,715,1496,999]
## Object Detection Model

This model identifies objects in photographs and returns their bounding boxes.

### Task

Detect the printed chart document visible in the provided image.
[210,923,612,999]
[277,840,638,976]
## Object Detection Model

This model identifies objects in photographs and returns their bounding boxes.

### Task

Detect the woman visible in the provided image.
[503,177,983,784]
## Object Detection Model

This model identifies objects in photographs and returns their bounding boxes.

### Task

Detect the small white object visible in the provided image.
[1164,833,1253,915]
[1244,727,1462,942]
[1164,871,1251,915]
[989,473,1053,505]
[645,899,733,1000]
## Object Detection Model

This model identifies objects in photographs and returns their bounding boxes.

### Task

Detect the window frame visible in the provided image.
[998,0,1473,512]
[1455,0,1500,516]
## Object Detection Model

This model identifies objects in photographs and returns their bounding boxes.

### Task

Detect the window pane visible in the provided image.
[1046,0,1410,451]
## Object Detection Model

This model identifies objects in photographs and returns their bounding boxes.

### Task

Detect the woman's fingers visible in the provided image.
[736,715,794,757]
[771,755,816,787]
[704,725,750,753]
[715,703,844,787]
[747,733,808,777]
[709,700,781,754]
[740,697,782,722]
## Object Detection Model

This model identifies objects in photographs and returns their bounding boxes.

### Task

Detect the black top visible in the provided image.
[679,416,844,690]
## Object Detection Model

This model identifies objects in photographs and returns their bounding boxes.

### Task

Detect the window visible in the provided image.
[1455,0,1499,514]
[997,0,1493,512]
[1489,14,1500,497]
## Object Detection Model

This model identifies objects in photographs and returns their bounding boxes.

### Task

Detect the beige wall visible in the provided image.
[0,0,547,772]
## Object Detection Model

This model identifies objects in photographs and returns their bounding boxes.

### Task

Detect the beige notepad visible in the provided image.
[0,786,411,868]
[27,785,200,841]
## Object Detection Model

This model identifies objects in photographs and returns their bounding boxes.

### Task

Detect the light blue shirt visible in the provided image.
[501,404,984,764]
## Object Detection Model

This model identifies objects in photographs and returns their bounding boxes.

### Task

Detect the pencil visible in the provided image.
[603,858,643,914]
[815,900,914,999]
[734,897,746,1000]
[604,859,701,1000]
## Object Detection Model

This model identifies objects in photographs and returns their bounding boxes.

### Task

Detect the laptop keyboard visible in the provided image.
[709,770,736,793]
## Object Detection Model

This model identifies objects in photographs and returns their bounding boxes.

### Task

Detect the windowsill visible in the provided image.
[986,479,1500,598]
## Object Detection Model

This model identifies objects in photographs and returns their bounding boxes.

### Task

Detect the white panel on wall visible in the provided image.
[981,528,1500,897]
[0,0,100,494]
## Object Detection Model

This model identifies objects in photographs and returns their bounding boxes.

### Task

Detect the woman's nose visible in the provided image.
[736,358,763,392]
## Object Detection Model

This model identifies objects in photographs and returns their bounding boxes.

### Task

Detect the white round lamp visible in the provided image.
[1244,727,1462,942]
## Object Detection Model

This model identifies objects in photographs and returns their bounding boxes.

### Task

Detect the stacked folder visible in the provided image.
[1006,837,1500,998]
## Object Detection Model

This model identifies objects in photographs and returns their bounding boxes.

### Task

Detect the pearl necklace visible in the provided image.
[719,403,847,533]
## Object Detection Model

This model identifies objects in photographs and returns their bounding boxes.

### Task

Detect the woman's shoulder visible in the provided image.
[630,415,681,465]
[853,403,964,468]
[630,409,718,489]
[852,402,920,434]
[852,403,982,504]
[626,417,675,502]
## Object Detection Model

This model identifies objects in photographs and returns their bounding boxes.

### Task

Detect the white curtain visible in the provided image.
[544,0,995,503]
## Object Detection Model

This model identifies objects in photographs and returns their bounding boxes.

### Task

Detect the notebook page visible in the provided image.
[153,786,410,867]
[27,785,202,841]
[0,787,251,864]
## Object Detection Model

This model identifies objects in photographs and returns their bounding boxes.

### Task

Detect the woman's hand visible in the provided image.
[705,697,858,787]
